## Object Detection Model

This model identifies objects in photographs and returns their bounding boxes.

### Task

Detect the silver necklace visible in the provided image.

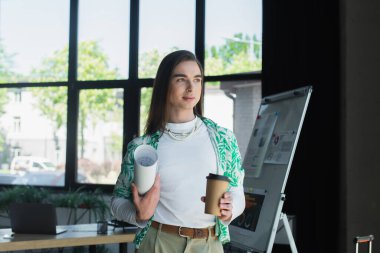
[165,117,201,141]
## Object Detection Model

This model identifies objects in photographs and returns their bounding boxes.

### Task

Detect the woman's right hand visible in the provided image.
[132,174,160,221]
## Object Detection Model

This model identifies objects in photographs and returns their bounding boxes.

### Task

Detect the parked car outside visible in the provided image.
[0,173,18,184]
[10,156,57,175]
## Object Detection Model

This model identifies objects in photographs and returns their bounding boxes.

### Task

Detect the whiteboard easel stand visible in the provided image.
[231,86,312,253]
[266,194,298,253]
[280,212,298,253]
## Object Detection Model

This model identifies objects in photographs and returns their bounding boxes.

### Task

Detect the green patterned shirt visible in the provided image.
[113,117,244,248]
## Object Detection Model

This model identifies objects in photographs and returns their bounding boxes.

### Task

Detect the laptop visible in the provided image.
[9,203,67,235]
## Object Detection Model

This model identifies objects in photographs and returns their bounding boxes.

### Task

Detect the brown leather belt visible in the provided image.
[151,221,215,239]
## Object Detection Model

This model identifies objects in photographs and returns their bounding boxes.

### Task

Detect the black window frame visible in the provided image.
[0,0,262,193]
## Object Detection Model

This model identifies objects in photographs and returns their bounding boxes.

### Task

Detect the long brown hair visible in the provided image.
[145,50,204,135]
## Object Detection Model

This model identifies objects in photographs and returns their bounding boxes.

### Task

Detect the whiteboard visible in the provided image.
[230,86,312,252]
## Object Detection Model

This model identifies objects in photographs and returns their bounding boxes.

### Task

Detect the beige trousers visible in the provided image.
[137,225,224,253]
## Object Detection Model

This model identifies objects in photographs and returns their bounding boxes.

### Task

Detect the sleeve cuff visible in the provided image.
[110,197,148,228]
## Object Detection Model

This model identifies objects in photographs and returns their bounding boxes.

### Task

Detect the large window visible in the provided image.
[138,0,195,78]
[0,0,70,83]
[77,89,123,184]
[0,88,67,186]
[0,0,262,190]
[78,0,130,80]
[205,0,262,76]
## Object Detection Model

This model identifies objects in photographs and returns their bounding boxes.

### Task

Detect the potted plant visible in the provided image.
[0,185,110,227]
[0,186,52,227]
[52,187,109,225]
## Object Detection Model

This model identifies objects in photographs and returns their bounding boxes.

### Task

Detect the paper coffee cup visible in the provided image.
[204,173,230,216]
[134,145,158,195]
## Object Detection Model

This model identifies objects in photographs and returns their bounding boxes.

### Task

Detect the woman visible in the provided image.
[111,50,245,253]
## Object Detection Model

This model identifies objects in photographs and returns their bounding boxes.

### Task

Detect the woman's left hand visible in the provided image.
[218,192,233,222]
[201,192,233,222]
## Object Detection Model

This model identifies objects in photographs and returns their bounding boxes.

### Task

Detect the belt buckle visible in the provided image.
[178,227,190,238]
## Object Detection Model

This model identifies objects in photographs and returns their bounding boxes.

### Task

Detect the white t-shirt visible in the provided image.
[153,117,217,228]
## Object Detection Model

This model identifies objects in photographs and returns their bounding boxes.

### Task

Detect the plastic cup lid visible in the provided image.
[206,173,230,182]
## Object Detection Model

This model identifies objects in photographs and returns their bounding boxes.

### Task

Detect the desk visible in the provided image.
[0,224,136,252]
